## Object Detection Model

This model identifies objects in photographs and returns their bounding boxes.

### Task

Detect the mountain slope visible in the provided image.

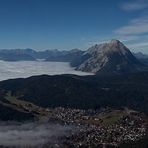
[0,73,148,113]
[76,40,146,75]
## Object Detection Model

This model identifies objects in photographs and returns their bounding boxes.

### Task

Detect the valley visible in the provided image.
[0,90,147,148]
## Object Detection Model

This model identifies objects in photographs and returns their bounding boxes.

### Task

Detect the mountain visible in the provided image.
[0,48,85,62]
[46,49,84,63]
[76,40,146,75]
[34,49,61,59]
[0,53,36,61]
[0,49,36,61]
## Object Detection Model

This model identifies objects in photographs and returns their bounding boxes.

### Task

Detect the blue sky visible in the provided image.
[0,0,148,53]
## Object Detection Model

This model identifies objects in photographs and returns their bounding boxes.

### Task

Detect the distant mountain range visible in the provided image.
[0,48,84,62]
[0,49,36,61]
[0,39,148,75]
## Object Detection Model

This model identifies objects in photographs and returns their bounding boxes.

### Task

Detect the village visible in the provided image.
[2,93,148,147]
[45,107,148,147]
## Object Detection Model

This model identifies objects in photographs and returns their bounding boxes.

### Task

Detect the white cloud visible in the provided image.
[120,34,148,52]
[127,42,148,48]
[114,16,148,35]
[121,0,148,11]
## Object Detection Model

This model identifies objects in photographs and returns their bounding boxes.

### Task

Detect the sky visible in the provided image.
[0,0,148,53]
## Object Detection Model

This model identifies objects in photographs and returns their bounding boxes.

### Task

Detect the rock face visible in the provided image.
[76,40,145,75]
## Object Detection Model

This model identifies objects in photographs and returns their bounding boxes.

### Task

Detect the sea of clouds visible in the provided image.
[0,61,93,81]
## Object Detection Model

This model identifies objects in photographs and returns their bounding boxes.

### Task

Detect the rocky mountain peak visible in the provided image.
[110,39,121,44]
[76,40,146,75]
[86,39,129,56]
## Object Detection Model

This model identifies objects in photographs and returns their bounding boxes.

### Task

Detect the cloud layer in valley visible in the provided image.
[0,61,93,81]
[0,122,74,147]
